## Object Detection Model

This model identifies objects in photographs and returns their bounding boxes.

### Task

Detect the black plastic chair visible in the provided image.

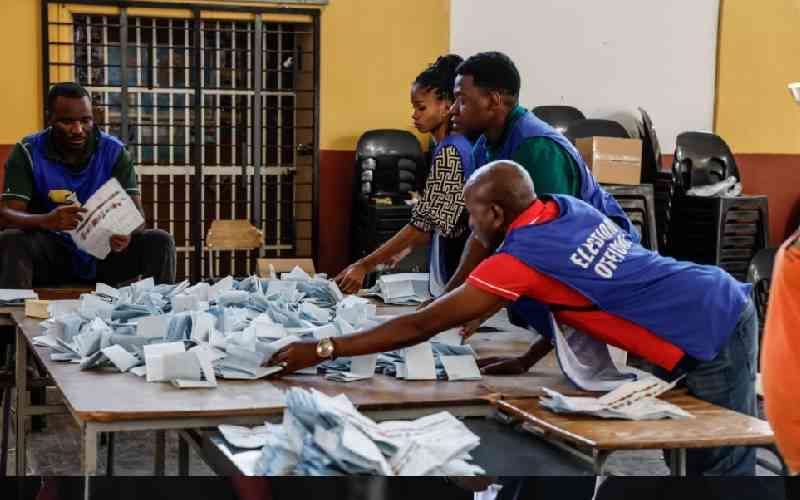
[355,129,426,198]
[672,131,740,192]
[747,247,777,337]
[532,105,586,133]
[638,108,663,184]
[565,119,630,143]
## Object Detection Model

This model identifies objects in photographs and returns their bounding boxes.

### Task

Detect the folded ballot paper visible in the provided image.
[364,273,431,305]
[68,178,145,259]
[540,376,693,421]
[220,388,484,476]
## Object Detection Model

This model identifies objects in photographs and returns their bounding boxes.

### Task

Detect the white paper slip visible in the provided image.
[209,276,235,301]
[190,311,215,342]
[68,178,145,259]
[219,425,273,449]
[137,314,172,338]
[0,289,38,303]
[440,355,482,381]
[101,345,139,372]
[172,379,217,389]
[311,324,337,340]
[95,283,120,299]
[79,294,113,321]
[300,302,330,323]
[48,300,81,318]
[349,354,378,377]
[432,329,464,346]
[404,342,437,380]
[130,366,147,377]
[156,351,203,382]
[143,341,186,382]
[32,336,62,349]
[325,372,374,383]
[172,293,200,313]
[184,282,210,301]
[218,365,282,380]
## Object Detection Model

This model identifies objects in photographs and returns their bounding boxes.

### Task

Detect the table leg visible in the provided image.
[15,326,27,476]
[81,425,98,476]
[668,449,687,476]
[154,430,166,476]
[106,433,115,477]
[178,434,189,476]
[593,450,612,475]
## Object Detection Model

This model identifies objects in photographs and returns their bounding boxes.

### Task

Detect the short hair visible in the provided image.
[47,82,91,114]
[456,52,520,98]
[413,54,463,102]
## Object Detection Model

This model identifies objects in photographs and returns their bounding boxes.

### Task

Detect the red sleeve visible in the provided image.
[467,253,548,300]
[468,253,593,307]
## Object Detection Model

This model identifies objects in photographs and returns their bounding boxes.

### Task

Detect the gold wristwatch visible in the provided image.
[316,337,336,359]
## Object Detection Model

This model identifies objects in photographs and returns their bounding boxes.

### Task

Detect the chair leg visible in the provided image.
[0,387,10,477]
[106,433,115,477]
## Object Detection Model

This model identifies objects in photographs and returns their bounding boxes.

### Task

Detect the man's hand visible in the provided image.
[460,317,483,342]
[477,356,532,375]
[110,234,131,253]
[265,340,320,376]
[43,204,87,231]
[334,262,369,294]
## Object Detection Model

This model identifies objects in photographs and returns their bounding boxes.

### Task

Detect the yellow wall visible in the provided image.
[0,0,42,144]
[0,0,451,150]
[318,0,450,150]
[715,0,800,154]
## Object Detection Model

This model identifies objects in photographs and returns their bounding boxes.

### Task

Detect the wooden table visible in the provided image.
[0,306,19,327]
[494,393,776,475]
[12,309,560,478]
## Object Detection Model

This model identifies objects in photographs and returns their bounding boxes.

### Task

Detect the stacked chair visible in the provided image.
[532,105,586,133]
[351,130,430,286]
[637,108,675,252]
[603,185,659,252]
[667,132,769,282]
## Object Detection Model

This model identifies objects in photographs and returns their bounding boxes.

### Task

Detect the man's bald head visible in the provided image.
[464,161,538,249]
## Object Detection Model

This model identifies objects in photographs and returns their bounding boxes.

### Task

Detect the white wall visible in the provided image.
[450,0,720,152]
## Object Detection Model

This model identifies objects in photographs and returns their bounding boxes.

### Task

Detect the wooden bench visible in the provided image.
[494,392,778,475]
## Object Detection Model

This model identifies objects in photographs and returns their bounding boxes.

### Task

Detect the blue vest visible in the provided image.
[470,109,639,242]
[24,129,125,280]
[499,195,751,362]
[428,133,475,293]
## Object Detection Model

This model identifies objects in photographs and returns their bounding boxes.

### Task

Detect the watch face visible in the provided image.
[317,339,334,358]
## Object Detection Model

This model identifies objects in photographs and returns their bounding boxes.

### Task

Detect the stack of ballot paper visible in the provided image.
[364,273,431,305]
[0,289,38,306]
[219,388,484,476]
[540,376,693,420]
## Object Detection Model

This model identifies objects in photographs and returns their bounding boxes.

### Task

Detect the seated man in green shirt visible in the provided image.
[0,82,176,288]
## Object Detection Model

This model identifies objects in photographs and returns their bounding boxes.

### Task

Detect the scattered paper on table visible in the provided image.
[404,342,437,380]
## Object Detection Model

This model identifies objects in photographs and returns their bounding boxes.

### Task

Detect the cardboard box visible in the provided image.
[576,137,642,185]
[25,299,50,319]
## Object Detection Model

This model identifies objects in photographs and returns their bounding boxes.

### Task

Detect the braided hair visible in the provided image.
[413,54,463,103]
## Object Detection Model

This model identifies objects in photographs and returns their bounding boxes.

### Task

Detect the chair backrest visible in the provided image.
[638,108,663,183]
[565,119,630,143]
[672,131,740,191]
[355,130,425,198]
[532,105,586,133]
[747,247,777,330]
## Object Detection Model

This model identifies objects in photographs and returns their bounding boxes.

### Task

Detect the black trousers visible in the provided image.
[0,228,176,287]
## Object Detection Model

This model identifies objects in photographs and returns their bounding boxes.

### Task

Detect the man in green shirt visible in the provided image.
[442,52,583,295]
[0,82,176,288]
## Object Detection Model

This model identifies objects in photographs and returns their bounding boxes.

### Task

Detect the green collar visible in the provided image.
[486,105,526,158]
[42,127,99,170]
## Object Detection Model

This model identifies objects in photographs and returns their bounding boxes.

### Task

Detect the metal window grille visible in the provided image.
[42,1,320,281]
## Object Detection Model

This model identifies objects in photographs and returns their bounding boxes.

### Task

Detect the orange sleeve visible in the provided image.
[761,236,800,473]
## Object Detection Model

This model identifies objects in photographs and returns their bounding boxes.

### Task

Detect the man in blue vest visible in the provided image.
[441,51,637,352]
[0,82,175,288]
[270,161,758,477]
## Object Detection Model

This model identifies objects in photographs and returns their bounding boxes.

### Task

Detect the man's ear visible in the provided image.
[490,203,505,228]
[486,91,504,111]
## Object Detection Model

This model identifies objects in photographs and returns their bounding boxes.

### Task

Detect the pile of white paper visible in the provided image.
[364,273,431,305]
[540,376,693,421]
[219,388,484,476]
[0,289,38,306]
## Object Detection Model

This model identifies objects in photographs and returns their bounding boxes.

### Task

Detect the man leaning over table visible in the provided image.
[269,160,758,477]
